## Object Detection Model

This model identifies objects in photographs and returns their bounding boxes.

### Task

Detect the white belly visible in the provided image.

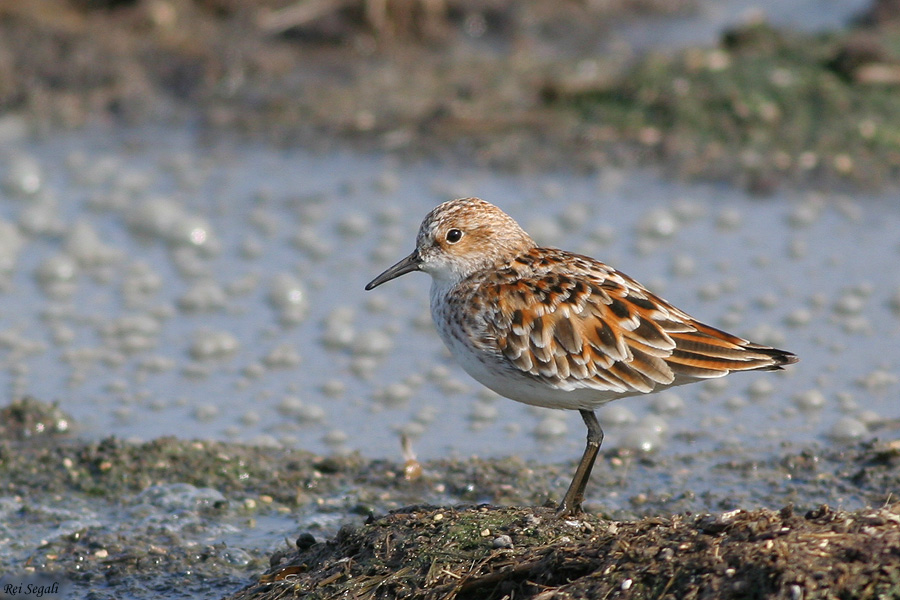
[452,341,629,410]
[430,282,632,411]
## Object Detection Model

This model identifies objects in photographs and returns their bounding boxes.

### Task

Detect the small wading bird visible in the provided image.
[366,198,798,516]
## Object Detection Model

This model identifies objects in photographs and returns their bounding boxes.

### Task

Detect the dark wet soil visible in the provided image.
[227,503,900,600]
[3,0,900,190]
[3,399,900,598]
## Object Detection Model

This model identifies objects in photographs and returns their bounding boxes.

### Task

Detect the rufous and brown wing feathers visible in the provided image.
[481,249,797,395]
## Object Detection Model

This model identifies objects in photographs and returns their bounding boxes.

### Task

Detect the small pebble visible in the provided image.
[262,343,302,368]
[716,207,743,230]
[3,155,43,196]
[468,401,499,423]
[323,429,348,445]
[194,404,219,422]
[321,380,346,397]
[856,370,899,391]
[638,208,678,239]
[375,383,413,407]
[828,417,868,442]
[888,289,900,316]
[787,202,822,228]
[793,389,826,411]
[413,406,439,425]
[352,329,394,357]
[619,425,662,454]
[178,280,228,312]
[268,273,309,325]
[670,255,696,278]
[784,309,811,327]
[650,392,684,416]
[189,330,240,360]
[600,405,636,426]
[747,379,774,399]
[833,294,864,316]
[533,415,567,440]
[336,213,369,238]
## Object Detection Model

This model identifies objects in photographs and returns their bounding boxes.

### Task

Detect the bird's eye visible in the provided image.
[445,228,463,244]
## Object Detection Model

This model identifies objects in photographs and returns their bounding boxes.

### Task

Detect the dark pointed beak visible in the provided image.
[365,251,422,290]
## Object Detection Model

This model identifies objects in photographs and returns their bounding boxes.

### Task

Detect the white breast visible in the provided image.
[429,280,630,411]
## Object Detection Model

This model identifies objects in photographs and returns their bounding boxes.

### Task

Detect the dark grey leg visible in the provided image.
[556,410,604,516]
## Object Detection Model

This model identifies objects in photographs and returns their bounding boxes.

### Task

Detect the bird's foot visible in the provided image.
[555,499,584,518]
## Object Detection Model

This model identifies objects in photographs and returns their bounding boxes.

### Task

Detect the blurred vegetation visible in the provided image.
[1,0,900,190]
[557,21,900,192]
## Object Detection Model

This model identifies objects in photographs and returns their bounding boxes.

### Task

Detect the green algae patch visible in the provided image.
[557,21,900,192]
[0,396,72,440]
[0,433,363,506]
[226,503,900,600]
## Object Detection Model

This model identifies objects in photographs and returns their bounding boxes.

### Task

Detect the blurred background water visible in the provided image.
[1,125,897,467]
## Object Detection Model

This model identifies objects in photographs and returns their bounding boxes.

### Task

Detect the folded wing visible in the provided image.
[485,251,797,395]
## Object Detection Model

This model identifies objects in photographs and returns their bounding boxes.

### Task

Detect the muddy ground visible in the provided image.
[227,503,900,600]
[2,398,900,598]
[2,0,900,190]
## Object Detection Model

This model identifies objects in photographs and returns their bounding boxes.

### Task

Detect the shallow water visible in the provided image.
[613,0,872,51]
[1,125,897,469]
